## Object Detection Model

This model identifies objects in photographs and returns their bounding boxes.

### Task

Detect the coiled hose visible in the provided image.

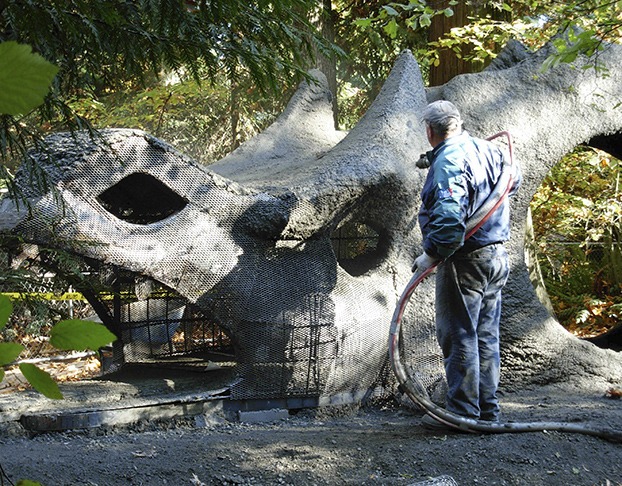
[389,131,622,442]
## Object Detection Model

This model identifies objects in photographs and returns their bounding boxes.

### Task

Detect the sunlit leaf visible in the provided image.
[49,319,116,351]
[575,309,590,324]
[17,480,43,486]
[540,55,560,72]
[19,363,63,399]
[0,41,59,116]
[0,342,24,366]
[353,18,372,28]
[561,50,578,64]
[0,294,13,331]
[382,5,399,16]
[553,37,567,50]
[405,17,418,30]
[384,19,398,38]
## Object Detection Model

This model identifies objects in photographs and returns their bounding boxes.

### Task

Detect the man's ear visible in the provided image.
[425,125,433,144]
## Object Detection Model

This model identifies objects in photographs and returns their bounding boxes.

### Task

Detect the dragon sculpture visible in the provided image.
[1,38,621,408]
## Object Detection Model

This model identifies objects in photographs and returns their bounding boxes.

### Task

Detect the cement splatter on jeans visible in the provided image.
[435,244,509,420]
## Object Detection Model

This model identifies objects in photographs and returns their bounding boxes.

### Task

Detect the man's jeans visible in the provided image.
[435,244,509,421]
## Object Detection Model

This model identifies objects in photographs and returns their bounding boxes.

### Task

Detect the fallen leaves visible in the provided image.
[0,355,101,394]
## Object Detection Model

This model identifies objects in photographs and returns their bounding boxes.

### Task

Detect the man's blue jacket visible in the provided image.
[418,131,521,259]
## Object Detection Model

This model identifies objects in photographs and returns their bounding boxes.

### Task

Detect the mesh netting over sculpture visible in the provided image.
[4,42,622,408]
[6,127,397,402]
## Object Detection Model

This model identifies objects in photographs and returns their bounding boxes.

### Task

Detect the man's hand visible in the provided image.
[412,252,438,274]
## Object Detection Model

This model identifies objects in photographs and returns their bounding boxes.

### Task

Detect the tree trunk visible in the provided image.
[428,0,474,86]
[315,0,338,128]
[427,1,510,86]
[230,80,240,151]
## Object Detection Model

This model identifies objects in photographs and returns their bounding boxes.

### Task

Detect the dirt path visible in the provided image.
[1,388,621,486]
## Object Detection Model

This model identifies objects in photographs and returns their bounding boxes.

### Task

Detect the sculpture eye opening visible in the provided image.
[97,172,188,225]
[529,135,622,351]
[330,220,385,276]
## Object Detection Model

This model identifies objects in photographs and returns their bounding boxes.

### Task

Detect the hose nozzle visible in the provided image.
[416,152,431,169]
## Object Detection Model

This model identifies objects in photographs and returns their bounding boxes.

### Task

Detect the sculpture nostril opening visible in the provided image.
[97,172,187,225]
[330,220,386,276]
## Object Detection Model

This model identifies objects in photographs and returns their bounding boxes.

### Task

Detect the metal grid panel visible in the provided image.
[400,278,447,407]
[11,129,398,402]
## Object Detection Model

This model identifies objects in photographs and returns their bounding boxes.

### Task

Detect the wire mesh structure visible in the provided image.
[0,258,234,366]
[2,126,397,403]
[89,270,235,367]
[2,42,622,441]
[0,52,444,405]
[0,261,92,360]
[397,276,447,408]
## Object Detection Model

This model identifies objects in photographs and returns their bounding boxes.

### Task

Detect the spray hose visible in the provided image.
[389,131,622,442]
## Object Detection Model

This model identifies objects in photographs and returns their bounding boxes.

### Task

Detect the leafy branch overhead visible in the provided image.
[0,43,116,398]
[0,0,339,165]
[0,42,58,116]
[2,0,332,94]
[353,1,621,71]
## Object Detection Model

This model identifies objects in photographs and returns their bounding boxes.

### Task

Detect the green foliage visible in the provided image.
[0,295,19,382]
[68,73,289,163]
[428,14,547,68]
[0,293,13,330]
[50,319,116,352]
[541,29,605,72]
[352,1,525,71]
[0,39,60,196]
[349,0,447,74]
[352,1,621,78]
[0,244,122,351]
[530,147,622,335]
[0,39,78,403]
[353,1,451,36]
[18,362,62,399]
[1,315,116,398]
[0,342,25,366]
[539,0,622,71]
[0,245,117,402]
[0,42,58,116]
[335,0,430,128]
[0,0,338,167]
[0,293,117,399]
[1,0,328,96]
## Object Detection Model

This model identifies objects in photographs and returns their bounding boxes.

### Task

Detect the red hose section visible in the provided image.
[465,131,514,239]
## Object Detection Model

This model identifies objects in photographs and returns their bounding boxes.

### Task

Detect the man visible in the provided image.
[414,100,521,427]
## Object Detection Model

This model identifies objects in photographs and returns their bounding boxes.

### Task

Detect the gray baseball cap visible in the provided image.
[422,100,462,126]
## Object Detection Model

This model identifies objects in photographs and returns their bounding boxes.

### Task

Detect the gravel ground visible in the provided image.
[0,387,621,486]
